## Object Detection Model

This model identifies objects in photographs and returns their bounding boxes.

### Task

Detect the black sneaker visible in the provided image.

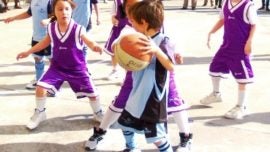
[176,133,193,152]
[85,127,107,151]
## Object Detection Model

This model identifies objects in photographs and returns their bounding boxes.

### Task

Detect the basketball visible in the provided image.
[114,33,152,71]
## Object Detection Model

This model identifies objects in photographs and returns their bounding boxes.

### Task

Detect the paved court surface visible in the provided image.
[0,0,270,152]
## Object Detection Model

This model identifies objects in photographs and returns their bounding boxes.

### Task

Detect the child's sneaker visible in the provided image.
[93,110,104,123]
[25,80,37,90]
[123,148,142,152]
[176,133,192,152]
[85,127,107,151]
[224,105,248,119]
[106,70,119,80]
[26,108,46,130]
[200,92,222,105]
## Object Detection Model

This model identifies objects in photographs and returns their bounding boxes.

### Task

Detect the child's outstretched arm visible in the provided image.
[207,18,224,49]
[81,35,103,54]
[4,12,31,23]
[17,35,51,60]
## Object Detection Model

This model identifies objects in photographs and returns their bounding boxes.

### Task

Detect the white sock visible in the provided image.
[172,110,190,134]
[99,108,121,130]
[89,98,102,114]
[35,97,46,111]
[237,90,247,108]
[211,76,221,94]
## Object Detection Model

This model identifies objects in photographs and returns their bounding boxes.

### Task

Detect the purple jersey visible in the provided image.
[37,20,98,98]
[221,0,251,54]
[104,0,129,53]
[48,19,87,72]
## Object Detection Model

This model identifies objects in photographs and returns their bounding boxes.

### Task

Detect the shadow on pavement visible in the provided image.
[205,112,270,126]
[0,114,99,135]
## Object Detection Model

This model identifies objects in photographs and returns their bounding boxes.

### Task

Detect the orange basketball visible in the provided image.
[114,33,152,71]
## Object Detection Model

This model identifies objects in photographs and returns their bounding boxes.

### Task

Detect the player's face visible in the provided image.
[54,1,72,24]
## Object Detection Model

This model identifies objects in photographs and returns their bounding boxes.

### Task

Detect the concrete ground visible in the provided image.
[0,0,270,152]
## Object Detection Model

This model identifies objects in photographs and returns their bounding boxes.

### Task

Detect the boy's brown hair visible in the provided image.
[128,0,164,31]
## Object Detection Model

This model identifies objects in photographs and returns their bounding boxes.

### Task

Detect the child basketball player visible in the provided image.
[116,0,175,151]
[4,0,53,90]
[85,0,192,151]
[16,0,104,130]
[200,0,257,119]
[104,0,130,80]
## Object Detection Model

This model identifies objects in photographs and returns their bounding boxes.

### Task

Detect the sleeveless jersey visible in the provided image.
[47,19,87,72]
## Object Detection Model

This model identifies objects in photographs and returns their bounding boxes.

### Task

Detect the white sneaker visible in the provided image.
[224,106,248,119]
[25,80,37,90]
[105,70,119,80]
[93,110,104,123]
[26,109,46,130]
[200,92,222,105]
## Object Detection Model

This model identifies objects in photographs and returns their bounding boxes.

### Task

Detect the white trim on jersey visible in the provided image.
[47,23,54,49]
[75,25,83,51]
[229,0,246,13]
[243,2,257,25]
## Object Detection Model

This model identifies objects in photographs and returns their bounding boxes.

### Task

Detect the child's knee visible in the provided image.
[36,86,46,97]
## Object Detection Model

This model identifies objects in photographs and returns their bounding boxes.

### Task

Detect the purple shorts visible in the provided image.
[110,71,133,113]
[37,66,98,98]
[210,51,254,83]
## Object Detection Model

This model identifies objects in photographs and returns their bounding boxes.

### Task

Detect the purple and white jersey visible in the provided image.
[48,19,87,72]
[220,0,257,54]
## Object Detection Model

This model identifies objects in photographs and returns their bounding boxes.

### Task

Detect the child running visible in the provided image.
[16,0,104,130]
[4,0,53,90]
[104,0,130,80]
[200,0,257,119]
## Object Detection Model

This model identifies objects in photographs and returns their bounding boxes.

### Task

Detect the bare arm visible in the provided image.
[245,24,256,55]
[81,34,103,54]
[155,47,174,71]
[207,18,224,49]
[141,38,174,71]
[17,35,51,60]
[4,12,31,23]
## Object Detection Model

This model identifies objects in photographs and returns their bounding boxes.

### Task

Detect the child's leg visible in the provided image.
[27,86,47,130]
[211,76,221,94]
[237,83,247,108]
[34,57,45,81]
[122,130,138,151]
[99,108,121,130]
[89,96,103,122]
[35,86,47,111]
[172,111,193,152]
[172,110,190,134]
[154,138,173,152]
[224,83,248,119]
[200,76,222,105]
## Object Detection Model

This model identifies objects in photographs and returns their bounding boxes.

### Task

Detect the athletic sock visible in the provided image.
[99,108,121,130]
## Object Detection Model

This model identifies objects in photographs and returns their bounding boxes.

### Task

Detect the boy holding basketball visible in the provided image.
[116,0,175,151]
[85,0,192,151]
